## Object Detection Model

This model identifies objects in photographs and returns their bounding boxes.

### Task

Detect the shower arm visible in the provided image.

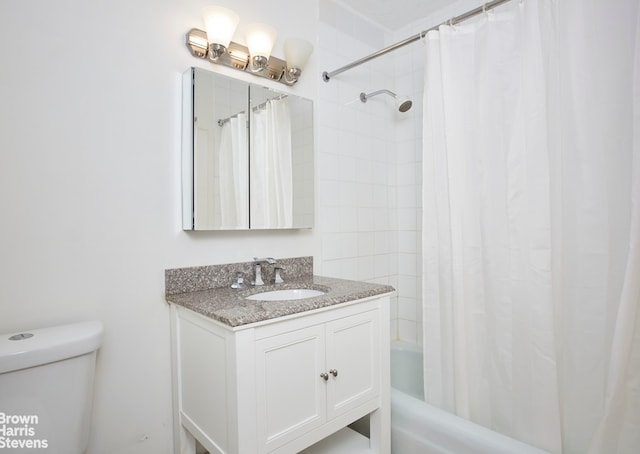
[360,89,397,102]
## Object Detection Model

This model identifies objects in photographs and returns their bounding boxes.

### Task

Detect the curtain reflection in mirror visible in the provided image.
[218,113,249,229]
[251,97,293,228]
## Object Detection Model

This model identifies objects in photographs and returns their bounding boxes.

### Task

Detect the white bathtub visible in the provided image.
[390,342,550,454]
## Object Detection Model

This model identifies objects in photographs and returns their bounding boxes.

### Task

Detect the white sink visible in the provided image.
[246,288,326,301]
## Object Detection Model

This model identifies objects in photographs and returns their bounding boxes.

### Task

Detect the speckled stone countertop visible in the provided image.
[166,275,395,328]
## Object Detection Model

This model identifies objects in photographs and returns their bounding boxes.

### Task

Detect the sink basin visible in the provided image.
[246,288,326,301]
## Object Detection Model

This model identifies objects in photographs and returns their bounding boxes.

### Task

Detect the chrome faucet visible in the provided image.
[231,271,246,289]
[274,267,284,284]
[254,257,276,265]
[252,257,276,286]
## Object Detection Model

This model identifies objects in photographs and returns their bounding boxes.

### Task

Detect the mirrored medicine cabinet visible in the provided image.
[182,67,314,230]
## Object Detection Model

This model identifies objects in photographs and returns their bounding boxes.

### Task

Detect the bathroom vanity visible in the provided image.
[165,258,393,454]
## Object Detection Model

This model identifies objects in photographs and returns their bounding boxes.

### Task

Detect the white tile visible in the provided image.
[398,320,417,344]
[340,257,359,280]
[397,208,417,230]
[339,206,358,232]
[398,253,417,276]
[318,206,341,232]
[372,161,387,184]
[317,152,340,181]
[357,256,374,281]
[374,254,390,278]
[339,181,358,207]
[354,159,373,184]
[373,208,390,230]
[388,208,398,230]
[416,322,423,347]
[338,155,357,182]
[318,180,340,207]
[374,231,390,255]
[322,233,344,260]
[398,231,417,253]
[372,185,388,208]
[387,253,399,276]
[397,185,417,208]
[397,162,417,186]
[398,297,417,321]
[390,319,399,342]
[388,274,399,291]
[358,232,375,256]
[342,232,359,257]
[390,297,398,320]
[398,275,417,299]
[356,183,374,208]
[396,145,416,164]
[357,207,375,231]
[320,259,343,279]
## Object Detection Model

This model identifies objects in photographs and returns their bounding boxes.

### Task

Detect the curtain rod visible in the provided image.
[322,0,513,82]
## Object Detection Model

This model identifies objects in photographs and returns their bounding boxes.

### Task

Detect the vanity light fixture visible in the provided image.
[284,38,313,84]
[186,6,313,86]
[244,23,277,72]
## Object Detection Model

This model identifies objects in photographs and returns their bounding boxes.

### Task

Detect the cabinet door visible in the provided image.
[325,310,380,420]
[255,324,326,453]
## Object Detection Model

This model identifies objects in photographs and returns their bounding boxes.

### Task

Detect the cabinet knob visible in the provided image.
[329,369,338,377]
[320,372,329,381]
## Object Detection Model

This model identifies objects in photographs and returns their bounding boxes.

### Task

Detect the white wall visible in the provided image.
[317,1,434,344]
[0,1,318,452]
[317,2,402,338]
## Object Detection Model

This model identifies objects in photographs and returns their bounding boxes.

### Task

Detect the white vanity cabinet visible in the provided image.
[170,294,391,454]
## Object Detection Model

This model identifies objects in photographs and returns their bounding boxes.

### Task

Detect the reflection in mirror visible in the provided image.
[250,86,292,228]
[189,68,249,229]
[182,67,314,230]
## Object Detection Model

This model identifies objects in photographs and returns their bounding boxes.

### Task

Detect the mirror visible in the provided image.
[182,67,314,230]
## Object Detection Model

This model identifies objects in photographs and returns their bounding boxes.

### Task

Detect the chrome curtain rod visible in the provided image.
[322,0,513,82]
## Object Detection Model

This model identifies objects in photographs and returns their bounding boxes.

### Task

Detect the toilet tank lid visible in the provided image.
[0,320,104,374]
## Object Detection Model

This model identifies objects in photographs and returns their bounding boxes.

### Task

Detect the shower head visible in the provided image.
[360,89,413,112]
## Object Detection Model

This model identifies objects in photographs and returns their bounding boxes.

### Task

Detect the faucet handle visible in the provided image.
[253,264,264,286]
[274,267,284,284]
[231,271,246,289]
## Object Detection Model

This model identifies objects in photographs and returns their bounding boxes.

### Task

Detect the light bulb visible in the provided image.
[202,6,239,59]
[245,23,277,71]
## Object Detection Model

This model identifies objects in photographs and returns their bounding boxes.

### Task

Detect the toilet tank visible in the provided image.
[0,320,103,454]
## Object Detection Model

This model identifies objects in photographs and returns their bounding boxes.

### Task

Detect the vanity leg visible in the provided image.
[369,406,390,454]
[179,426,196,454]
[371,301,391,453]
[171,304,196,454]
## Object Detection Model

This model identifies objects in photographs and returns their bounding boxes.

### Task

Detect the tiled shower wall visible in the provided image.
[317,2,424,344]
[390,35,424,346]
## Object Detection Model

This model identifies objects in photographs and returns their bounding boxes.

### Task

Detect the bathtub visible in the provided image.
[390,342,550,454]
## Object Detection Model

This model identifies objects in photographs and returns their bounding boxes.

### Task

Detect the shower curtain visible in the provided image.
[250,98,293,228]
[218,113,249,229]
[421,0,640,453]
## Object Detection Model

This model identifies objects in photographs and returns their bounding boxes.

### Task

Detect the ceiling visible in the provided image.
[337,0,456,31]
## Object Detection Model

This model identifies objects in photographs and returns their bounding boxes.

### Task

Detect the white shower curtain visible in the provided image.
[422,1,640,453]
[250,98,293,228]
[218,113,248,229]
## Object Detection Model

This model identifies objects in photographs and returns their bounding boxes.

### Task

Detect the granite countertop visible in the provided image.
[166,275,395,328]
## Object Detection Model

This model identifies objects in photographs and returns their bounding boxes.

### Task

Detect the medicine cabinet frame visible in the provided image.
[182,67,314,231]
